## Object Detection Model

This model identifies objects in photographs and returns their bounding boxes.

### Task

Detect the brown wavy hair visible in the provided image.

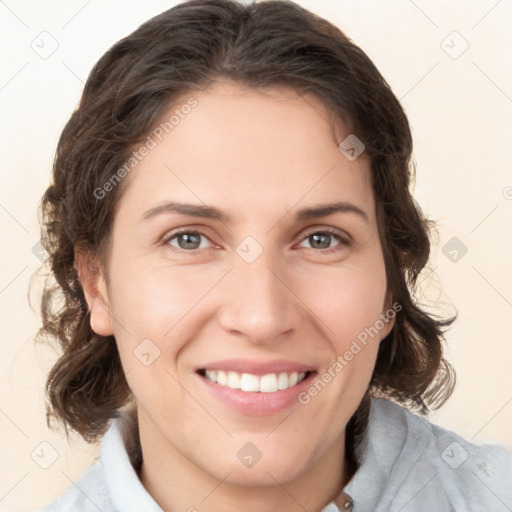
[37,0,455,470]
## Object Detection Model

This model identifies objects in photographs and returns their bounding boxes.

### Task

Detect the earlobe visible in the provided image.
[379,313,395,341]
[379,294,398,341]
[74,248,114,336]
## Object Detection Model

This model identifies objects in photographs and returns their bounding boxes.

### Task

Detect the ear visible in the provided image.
[74,247,114,336]
[379,313,395,340]
[379,292,399,340]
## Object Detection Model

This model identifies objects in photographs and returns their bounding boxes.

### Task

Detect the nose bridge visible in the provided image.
[218,245,301,344]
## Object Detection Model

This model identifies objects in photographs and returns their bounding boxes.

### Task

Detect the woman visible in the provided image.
[38,0,512,510]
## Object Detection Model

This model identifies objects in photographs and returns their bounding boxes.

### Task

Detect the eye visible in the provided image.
[298,229,348,252]
[165,231,213,251]
[162,228,349,253]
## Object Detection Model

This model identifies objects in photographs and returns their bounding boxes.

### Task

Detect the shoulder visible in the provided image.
[368,398,512,510]
[39,412,160,512]
[371,397,512,471]
[39,459,115,512]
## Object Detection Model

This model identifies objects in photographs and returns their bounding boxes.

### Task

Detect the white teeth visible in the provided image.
[227,371,241,389]
[205,370,217,383]
[277,372,289,390]
[203,370,308,392]
[240,373,259,392]
[260,373,278,393]
[217,370,227,386]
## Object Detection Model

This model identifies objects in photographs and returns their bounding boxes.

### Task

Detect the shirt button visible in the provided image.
[335,492,354,511]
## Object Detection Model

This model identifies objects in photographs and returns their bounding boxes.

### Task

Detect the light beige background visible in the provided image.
[1,1,511,510]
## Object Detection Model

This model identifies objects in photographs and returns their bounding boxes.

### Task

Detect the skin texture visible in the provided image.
[78,81,395,512]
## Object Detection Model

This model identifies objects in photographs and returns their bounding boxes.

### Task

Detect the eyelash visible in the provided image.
[162,227,351,254]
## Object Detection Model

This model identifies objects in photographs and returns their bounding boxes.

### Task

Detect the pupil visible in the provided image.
[311,233,330,249]
[179,233,200,249]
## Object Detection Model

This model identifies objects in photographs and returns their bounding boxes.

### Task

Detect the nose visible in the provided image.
[217,249,303,345]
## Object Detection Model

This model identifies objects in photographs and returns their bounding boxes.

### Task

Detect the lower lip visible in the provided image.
[197,372,317,416]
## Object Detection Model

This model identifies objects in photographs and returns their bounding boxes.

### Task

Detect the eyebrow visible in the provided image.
[142,202,230,223]
[295,202,369,223]
[141,201,369,224]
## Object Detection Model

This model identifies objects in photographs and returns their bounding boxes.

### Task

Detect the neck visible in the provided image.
[137,411,349,512]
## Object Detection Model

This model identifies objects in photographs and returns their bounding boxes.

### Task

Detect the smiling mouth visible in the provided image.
[197,369,313,393]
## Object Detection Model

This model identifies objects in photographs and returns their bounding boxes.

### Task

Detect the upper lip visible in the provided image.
[198,358,316,376]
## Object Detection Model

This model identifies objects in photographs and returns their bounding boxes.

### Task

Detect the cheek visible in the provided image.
[305,262,388,345]
[106,259,227,403]
[296,267,387,433]
[108,258,223,338]
[106,263,193,413]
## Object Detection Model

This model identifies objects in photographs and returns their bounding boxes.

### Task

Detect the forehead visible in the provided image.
[118,81,375,225]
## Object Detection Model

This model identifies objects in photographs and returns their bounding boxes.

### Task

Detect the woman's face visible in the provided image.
[86,81,394,486]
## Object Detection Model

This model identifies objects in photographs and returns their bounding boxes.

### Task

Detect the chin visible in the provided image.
[200,443,314,488]
[221,463,306,488]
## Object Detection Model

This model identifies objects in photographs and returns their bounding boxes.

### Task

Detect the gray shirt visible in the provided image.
[41,398,512,511]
